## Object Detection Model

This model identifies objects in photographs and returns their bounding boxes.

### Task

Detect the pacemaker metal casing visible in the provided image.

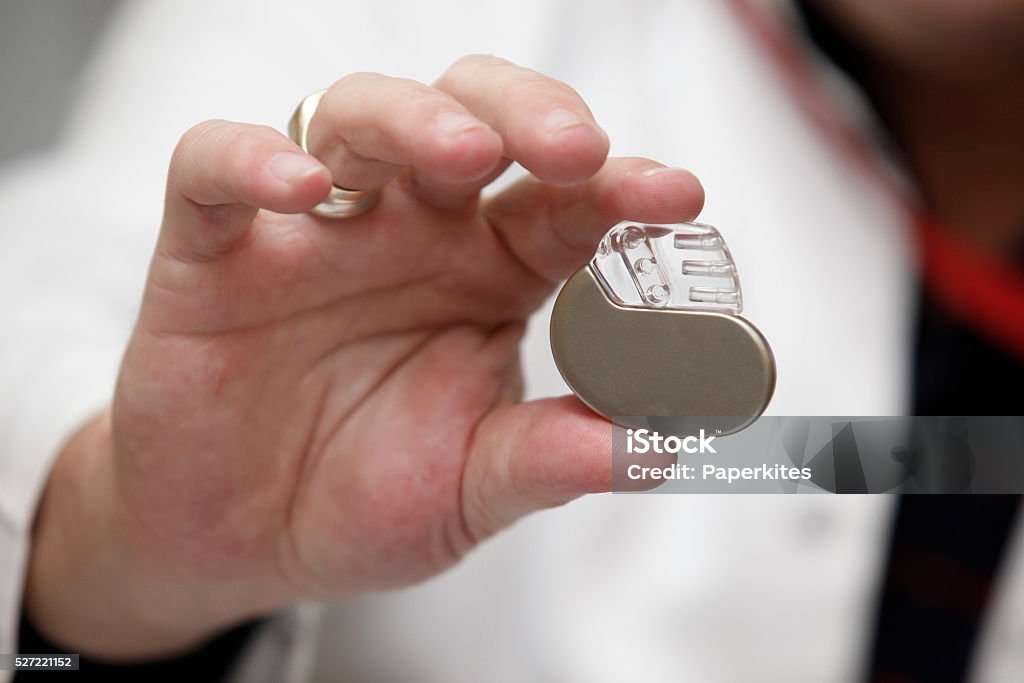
[550,265,776,436]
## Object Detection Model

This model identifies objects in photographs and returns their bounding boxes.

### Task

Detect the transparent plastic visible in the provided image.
[589,222,743,314]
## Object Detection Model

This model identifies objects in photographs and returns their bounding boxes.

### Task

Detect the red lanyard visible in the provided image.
[727,0,1024,359]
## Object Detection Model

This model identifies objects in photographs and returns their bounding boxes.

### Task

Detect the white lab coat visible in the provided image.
[2,1,1023,681]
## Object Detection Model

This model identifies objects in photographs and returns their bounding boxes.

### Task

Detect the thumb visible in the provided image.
[463,396,614,541]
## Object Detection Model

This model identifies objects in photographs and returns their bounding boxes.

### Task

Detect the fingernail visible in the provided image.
[436,111,487,136]
[545,107,588,134]
[269,152,323,184]
[642,166,690,177]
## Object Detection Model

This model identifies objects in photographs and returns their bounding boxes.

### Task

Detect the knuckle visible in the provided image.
[224,124,277,156]
[324,73,441,130]
[377,75,445,110]
[222,127,282,181]
[337,75,459,138]
[171,120,227,173]
[411,89,460,120]
[513,73,576,102]
[250,123,283,141]
[175,119,222,156]
[326,71,383,98]
[438,53,510,87]
[223,130,258,169]
[448,52,507,72]
[319,72,386,125]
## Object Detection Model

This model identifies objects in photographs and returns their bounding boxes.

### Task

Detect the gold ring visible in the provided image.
[287,89,381,218]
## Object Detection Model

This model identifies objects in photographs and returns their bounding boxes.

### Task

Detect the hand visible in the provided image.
[25,55,703,659]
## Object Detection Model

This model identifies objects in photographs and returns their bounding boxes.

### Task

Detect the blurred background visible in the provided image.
[0,1,116,162]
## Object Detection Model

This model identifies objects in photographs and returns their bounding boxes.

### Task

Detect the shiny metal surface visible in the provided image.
[551,266,776,435]
[287,89,381,218]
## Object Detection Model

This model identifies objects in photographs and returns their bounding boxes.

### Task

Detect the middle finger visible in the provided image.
[431,54,610,190]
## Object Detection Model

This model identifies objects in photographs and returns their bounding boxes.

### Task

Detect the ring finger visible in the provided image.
[305,72,505,192]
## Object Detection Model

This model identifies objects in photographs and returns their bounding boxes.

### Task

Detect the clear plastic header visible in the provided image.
[589,222,743,315]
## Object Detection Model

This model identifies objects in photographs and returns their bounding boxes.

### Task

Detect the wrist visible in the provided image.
[23,412,242,660]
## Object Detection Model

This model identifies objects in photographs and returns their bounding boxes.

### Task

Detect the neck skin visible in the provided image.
[865,64,1024,261]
